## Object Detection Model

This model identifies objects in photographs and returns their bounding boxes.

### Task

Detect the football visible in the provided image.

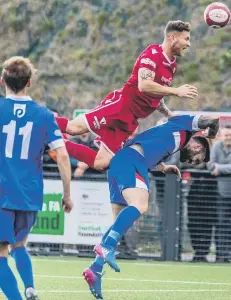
[204,2,230,28]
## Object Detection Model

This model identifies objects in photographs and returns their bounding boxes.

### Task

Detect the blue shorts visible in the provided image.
[108,147,150,206]
[0,208,37,245]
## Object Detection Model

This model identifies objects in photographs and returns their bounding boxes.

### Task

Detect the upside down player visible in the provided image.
[56,20,198,174]
[82,114,219,299]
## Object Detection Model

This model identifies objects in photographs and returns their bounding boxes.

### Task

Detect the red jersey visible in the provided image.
[83,44,177,154]
[122,44,177,119]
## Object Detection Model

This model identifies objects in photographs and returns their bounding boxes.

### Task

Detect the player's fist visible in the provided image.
[163,165,181,179]
[175,84,198,99]
[62,196,74,213]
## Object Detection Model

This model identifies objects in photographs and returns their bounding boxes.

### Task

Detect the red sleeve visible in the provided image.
[137,47,159,73]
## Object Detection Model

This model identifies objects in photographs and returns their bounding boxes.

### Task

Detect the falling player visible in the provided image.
[56,20,198,174]
[0,57,73,300]
[83,114,219,299]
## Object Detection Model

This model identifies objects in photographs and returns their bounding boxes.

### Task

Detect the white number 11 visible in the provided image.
[3,120,33,159]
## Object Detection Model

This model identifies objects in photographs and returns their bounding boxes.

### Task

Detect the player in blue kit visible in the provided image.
[83,114,219,299]
[0,57,73,300]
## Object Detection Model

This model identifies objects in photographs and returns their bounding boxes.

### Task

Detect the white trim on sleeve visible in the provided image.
[172,132,181,152]
[192,115,201,131]
[48,139,65,150]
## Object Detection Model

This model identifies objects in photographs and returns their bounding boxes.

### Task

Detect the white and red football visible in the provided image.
[204,2,230,28]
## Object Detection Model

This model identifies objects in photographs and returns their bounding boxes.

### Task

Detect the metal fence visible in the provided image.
[28,164,231,263]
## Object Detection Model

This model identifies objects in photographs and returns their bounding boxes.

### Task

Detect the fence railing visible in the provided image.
[28,165,231,263]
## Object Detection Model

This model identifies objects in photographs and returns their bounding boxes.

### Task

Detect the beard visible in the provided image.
[180,147,193,163]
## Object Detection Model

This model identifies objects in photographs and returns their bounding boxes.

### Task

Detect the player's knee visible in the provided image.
[136,200,148,214]
[10,236,27,251]
[66,116,88,135]
[10,241,26,250]
[93,158,110,170]
[0,242,9,257]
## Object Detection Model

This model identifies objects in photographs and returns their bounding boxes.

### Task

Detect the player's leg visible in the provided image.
[0,208,23,300]
[94,149,149,271]
[103,188,148,249]
[55,114,89,135]
[93,142,114,170]
[65,136,113,172]
[83,223,113,299]
[57,90,122,135]
[83,188,125,298]
[10,211,39,300]
[88,204,124,273]
[94,189,148,272]
[69,140,114,175]
[74,161,90,177]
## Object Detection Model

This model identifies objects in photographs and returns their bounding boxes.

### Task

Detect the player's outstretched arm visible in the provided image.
[138,67,198,99]
[197,115,219,139]
[55,146,74,213]
[156,162,181,178]
[157,99,174,118]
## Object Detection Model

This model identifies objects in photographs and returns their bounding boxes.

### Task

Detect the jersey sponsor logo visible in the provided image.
[93,116,100,129]
[100,117,106,125]
[13,103,26,118]
[140,58,156,69]
[161,76,172,86]
[151,49,158,55]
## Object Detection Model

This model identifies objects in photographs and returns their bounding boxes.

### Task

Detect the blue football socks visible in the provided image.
[104,206,141,249]
[11,247,34,289]
[90,226,112,273]
[0,257,23,300]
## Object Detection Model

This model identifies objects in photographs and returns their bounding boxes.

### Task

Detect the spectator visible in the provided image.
[207,126,231,263]
[181,161,216,262]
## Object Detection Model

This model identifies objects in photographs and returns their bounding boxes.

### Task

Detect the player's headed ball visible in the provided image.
[204,2,230,28]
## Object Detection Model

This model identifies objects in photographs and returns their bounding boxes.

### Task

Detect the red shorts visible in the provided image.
[84,90,138,154]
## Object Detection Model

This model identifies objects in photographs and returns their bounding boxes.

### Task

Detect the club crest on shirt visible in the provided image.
[13,104,26,118]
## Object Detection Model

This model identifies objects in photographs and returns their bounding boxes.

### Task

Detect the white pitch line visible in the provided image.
[31,258,231,269]
[34,274,231,286]
[35,289,230,293]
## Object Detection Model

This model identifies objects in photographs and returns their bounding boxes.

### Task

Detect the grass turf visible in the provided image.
[1,256,231,300]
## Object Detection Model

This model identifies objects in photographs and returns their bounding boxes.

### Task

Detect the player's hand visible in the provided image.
[62,196,74,213]
[175,84,198,99]
[163,165,181,178]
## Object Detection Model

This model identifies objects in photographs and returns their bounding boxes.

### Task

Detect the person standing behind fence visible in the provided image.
[0,57,73,300]
[207,126,231,263]
[182,160,216,263]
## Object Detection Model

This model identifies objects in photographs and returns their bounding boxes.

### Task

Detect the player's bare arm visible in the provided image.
[55,146,73,213]
[197,115,219,139]
[156,162,181,178]
[138,67,198,99]
[157,99,174,118]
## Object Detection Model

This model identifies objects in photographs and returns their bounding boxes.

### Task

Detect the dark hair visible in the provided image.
[165,20,191,35]
[192,136,210,162]
[2,56,36,94]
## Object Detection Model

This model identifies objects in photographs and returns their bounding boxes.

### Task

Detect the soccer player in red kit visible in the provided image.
[57,20,198,173]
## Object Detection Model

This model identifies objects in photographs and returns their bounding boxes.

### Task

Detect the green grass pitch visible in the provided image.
[1,256,231,300]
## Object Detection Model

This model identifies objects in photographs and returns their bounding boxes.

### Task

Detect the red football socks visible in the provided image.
[56,116,69,133]
[64,140,97,169]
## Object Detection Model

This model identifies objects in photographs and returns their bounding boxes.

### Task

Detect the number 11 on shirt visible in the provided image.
[3,120,33,159]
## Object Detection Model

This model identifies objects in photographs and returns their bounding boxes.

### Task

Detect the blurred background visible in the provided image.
[0,0,230,118]
[3,0,230,266]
